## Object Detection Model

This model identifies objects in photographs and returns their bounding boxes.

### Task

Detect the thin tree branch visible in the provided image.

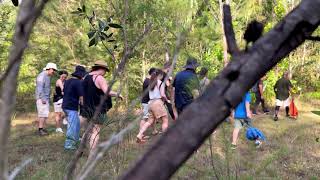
[77,118,138,180]
[223,4,239,55]
[8,158,32,180]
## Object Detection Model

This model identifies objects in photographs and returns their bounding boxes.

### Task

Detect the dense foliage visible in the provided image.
[0,0,319,111]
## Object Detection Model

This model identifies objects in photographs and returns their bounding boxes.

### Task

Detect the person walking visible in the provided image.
[35,62,58,136]
[273,71,293,121]
[173,57,200,114]
[53,70,68,133]
[136,69,169,143]
[62,66,86,150]
[252,77,269,115]
[231,92,252,149]
[140,67,156,137]
[81,60,122,154]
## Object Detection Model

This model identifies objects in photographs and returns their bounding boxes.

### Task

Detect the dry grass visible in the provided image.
[8,99,320,179]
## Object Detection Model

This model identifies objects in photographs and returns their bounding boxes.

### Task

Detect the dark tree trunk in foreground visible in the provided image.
[121,0,320,179]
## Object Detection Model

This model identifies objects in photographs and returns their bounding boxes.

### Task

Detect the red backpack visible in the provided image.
[289,99,298,119]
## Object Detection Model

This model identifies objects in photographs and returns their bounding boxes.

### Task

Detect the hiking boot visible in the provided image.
[273,116,278,121]
[55,128,64,133]
[39,129,49,136]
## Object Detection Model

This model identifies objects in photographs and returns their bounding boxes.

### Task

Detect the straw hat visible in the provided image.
[92,60,110,72]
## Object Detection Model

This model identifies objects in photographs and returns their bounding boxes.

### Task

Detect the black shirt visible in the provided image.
[62,78,83,111]
[274,77,292,100]
[141,78,150,104]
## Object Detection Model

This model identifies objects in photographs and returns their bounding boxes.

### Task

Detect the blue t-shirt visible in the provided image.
[62,78,84,111]
[234,92,251,119]
[173,69,199,109]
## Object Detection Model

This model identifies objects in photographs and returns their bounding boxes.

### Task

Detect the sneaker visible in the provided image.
[231,144,237,150]
[273,116,278,121]
[39,129,49,136]
[255,140,262,148]
[56,128,64,133]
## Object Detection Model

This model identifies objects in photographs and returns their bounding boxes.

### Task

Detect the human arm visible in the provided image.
[95,75,122,99]
[56,79,64,95]
[245,93,252,118]
[36,74,47,104]
[159,81,169,102]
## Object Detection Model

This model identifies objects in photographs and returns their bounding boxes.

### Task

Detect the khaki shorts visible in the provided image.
[36,99,49,118]
[276,98,290,107]
[53,99,63,113]
[148,99,167,121]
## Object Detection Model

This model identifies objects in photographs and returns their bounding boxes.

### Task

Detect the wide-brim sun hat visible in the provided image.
[43,62,58,71]
[183,57,199,69]
[71,65,87,78]
[92,60,110,72]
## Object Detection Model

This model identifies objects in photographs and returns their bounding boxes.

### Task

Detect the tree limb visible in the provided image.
[0,0,49,179]
[8,158,32,180]
[121,0,320,179]
[223,4,240,55]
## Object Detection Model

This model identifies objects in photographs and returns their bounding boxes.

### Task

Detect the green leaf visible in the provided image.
[87,31,96,39]
[98,19,107,31]
[82,5,86,13]
[104,26,109,31]
[108,23,123,29]
[89,38,95,47]
[100,32,108,40]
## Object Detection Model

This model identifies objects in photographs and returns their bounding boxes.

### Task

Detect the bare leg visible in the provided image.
[139,119,147,130]
[89,124,101,153]
[38,117,46,129]
[55,112,62,128]
[232,128,240,145]
[161,116,169,132]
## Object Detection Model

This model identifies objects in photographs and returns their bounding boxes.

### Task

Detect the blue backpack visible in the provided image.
[246,127,266,141]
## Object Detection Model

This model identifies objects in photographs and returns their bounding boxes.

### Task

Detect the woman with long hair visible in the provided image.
[53,70,68,133]
[136,69,169,143]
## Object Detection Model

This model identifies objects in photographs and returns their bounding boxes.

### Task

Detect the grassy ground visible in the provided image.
[8,99,320,180]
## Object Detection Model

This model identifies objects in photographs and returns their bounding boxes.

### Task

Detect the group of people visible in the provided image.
[35,57,293,151]
[136,57,209,143]
[35,61,122,153]
[136,57,294,149]
[231,71,293,149]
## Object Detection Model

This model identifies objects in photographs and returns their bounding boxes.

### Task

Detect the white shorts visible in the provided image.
[36,99,50,118]
[53,99,63,113]
[142,103,149,119]
[276,98,290,107]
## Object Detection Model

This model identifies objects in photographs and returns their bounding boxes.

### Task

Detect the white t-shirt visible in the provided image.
[149,80,163,100]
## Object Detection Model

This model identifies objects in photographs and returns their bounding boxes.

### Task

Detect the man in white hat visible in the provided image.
[35,62,57,136]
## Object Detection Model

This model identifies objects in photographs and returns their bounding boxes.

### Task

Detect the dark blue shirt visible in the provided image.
[173,69,199,110]
[234,92,251,119]
[62,78,84,111]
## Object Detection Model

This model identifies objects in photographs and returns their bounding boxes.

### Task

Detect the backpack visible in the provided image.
[289,99,298,119]
[246,127,266,141]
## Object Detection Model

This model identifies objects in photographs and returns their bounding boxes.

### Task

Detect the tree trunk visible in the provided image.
[219,0,229,67]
